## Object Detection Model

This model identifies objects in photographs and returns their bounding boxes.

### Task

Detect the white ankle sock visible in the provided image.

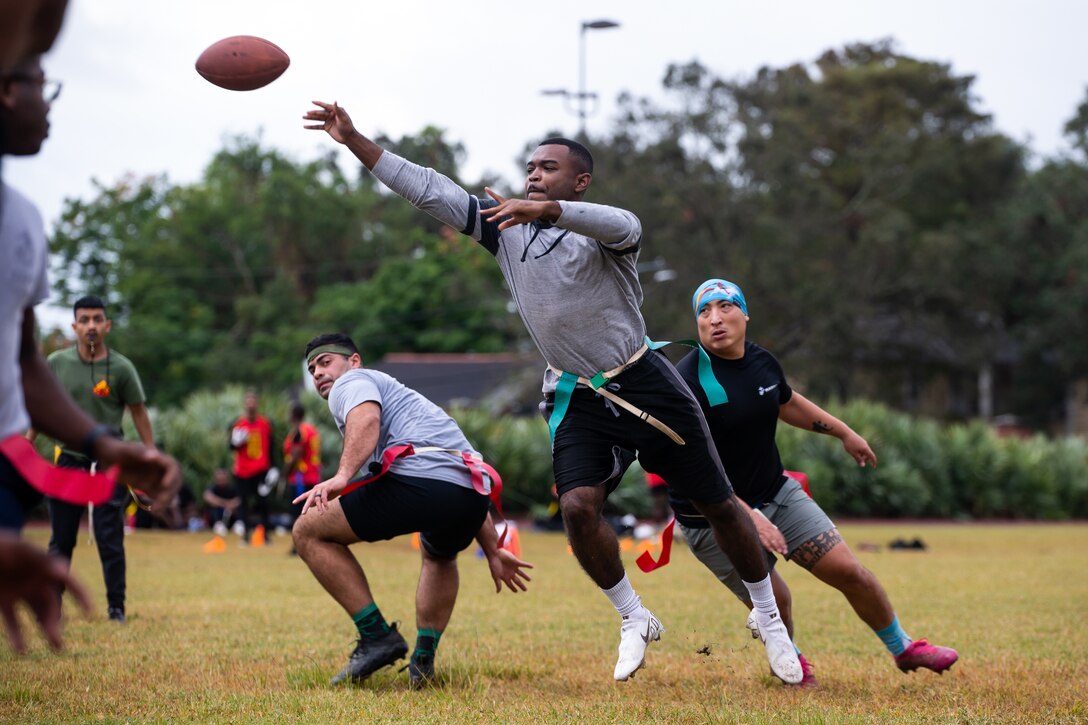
[743,575,778,620]
[602,573,642,618]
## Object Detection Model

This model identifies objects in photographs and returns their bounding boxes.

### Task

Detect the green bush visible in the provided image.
[153,391,1088,520]
[778,400,1088,519]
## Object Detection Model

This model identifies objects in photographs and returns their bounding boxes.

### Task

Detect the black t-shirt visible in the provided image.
[209,482,239,501]
[669,341,792,526]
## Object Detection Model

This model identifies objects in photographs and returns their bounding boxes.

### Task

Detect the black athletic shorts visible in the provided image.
[339,471,489,560]
[546,349,734,504]
[0,451,42,532]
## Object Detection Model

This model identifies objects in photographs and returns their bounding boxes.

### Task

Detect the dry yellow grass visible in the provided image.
[3,522,1087,723]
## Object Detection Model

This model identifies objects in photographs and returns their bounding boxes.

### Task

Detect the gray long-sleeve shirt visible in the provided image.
[370,152,646,384]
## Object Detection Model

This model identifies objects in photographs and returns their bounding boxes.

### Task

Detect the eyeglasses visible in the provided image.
[3,73,62,103]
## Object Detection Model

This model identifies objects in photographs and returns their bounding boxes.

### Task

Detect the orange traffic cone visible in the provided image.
[501,522,522,558]
[251,524,266,548]
[619,537,635,553]
[202,535,227,553]
[635,537,657,557]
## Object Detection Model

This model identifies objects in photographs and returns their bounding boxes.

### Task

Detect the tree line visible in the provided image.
[47,40,1088,434]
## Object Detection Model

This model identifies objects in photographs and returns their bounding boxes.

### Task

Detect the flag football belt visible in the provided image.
[546,337,729,445]
[638,470,814,574]
[333,443,509,546]
[0,434,118,505]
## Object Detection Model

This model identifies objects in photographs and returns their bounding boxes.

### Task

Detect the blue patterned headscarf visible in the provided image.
[692,278,748,317]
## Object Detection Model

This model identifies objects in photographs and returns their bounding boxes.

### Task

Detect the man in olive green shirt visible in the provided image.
[30,295,154,622]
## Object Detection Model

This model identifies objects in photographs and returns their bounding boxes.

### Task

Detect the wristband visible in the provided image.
[80,423,121,460]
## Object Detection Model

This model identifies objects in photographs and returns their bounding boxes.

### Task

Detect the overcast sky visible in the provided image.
[5,0,1088,325]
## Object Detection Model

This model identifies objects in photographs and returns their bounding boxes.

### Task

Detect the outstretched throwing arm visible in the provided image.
[304,100,384,169]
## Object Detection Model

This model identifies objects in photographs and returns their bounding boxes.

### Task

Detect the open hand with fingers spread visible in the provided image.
[303,101,357,145]
[486,547,534,593]
[0,535,93,654]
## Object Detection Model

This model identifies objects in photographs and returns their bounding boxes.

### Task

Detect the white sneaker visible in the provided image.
[614,608,663,681]
[750,610,803,684]
[213,521,228,537]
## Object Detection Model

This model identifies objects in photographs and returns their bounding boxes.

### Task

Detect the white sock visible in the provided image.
[743,575,778,620]
[602,573,642,618]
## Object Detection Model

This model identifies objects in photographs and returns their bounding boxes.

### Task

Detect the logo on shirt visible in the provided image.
[758,383,779,396]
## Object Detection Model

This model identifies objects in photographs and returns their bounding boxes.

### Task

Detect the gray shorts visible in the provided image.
[679,477,834,602]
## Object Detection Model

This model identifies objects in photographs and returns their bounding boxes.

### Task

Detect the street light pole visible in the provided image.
[542,20,620,137]
[578,19,620,137]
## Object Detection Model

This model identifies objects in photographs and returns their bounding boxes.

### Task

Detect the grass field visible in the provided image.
[3,522,1087,723]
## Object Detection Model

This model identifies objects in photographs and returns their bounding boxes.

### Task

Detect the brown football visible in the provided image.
[195,35,289,91]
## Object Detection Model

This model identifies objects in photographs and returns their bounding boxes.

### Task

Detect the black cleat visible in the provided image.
[107,607,126,624]
[331,623,408,685]
[404,654,436,689]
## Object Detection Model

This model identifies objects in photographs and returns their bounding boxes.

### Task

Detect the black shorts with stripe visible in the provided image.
[339,471,489,560]
[546,350,734,504]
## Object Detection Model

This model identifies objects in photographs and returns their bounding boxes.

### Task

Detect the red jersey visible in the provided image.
[645,472,667,490]
[231,415,272,478]
[283,421,321,486]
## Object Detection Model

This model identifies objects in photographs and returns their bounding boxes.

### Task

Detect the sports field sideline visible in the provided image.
[3,522,1086,723]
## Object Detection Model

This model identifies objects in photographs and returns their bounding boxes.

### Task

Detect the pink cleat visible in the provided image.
[895,638,958,674]
[790,653,819,689]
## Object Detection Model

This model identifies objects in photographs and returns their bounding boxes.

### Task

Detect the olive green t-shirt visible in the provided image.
[47,346,145,457]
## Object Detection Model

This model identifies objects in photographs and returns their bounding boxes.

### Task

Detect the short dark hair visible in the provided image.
[73,295,106,316]
[538,137,593,174]
[290,402,305,422]
[304,333,360,360]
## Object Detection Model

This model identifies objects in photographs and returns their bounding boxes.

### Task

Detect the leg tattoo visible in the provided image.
[789,528,843,570]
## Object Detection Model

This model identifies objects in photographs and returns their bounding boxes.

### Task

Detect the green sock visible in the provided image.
[352,602,390,640]
[413,628,442,661]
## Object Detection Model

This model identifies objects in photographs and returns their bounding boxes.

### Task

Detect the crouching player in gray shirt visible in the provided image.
[303,102,802,684]
[292,334,532,689]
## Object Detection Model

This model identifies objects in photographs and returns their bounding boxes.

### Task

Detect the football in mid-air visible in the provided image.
[195,35,289,91]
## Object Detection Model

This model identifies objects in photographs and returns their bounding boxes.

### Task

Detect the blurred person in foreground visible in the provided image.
[293,333,532,688]
[0,42,179,653]
[666,279,958,687]
[0,0,67,72]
